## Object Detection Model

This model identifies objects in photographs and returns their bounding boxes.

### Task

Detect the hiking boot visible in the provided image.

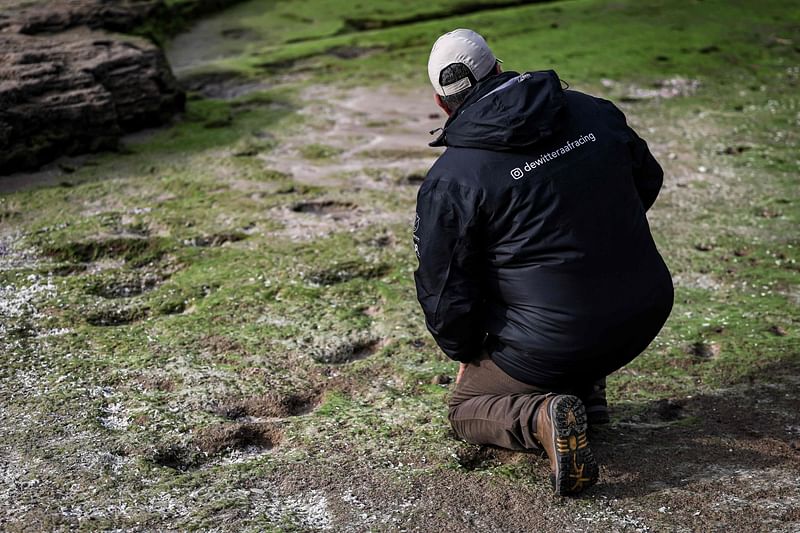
[535,394,599,495]
[583,377,610,426]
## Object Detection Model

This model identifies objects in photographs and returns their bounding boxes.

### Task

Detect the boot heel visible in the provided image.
[548,395,599,495]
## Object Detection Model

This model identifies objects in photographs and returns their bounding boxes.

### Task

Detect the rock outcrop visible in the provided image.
[0,0,245,36]
[0,0,241,175]
[0,29,185,173]
[0,0,159,35]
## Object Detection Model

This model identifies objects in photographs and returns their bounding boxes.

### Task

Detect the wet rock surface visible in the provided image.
[0,0,243,175]
[0,29,184,174]
[0,0,243,35]
[0,0,158,35]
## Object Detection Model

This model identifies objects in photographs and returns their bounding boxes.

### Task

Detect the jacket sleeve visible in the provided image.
[627,126,663,211]
[601,99,664,211]
[413,178,485,363]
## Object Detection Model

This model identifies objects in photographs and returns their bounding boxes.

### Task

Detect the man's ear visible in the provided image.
[434,93,452,116]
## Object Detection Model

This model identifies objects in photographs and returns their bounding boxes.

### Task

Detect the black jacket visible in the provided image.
[413,70,673,388]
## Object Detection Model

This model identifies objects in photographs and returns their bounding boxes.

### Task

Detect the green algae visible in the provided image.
[299,143,343,160]
[1,0,799,530]
[186,0,800,90]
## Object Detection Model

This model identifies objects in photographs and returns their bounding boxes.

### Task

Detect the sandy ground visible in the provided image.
[259,84,444,188]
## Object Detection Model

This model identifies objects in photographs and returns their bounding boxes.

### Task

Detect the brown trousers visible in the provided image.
[448,354,595,451]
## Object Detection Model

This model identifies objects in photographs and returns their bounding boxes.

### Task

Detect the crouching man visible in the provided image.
[413,29,673,495]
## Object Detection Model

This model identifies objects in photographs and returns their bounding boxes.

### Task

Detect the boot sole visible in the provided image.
[548,395,599,495]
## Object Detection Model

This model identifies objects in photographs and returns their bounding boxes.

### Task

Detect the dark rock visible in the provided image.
[1,0,159,36]
[0,28,183,174]
[0,0,246,175]
[2,0,246,36]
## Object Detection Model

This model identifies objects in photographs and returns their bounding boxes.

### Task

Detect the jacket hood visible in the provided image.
[430,70,566,151]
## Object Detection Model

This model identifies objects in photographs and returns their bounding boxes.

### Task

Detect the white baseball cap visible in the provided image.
[427,29,500,96]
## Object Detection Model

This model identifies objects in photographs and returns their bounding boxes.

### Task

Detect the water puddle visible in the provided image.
[164,0,279,75]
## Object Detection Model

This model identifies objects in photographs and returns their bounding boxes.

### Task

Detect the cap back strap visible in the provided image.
[441,77,472,96]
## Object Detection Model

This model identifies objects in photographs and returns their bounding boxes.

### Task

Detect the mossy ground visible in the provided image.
[1,0,799,531]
